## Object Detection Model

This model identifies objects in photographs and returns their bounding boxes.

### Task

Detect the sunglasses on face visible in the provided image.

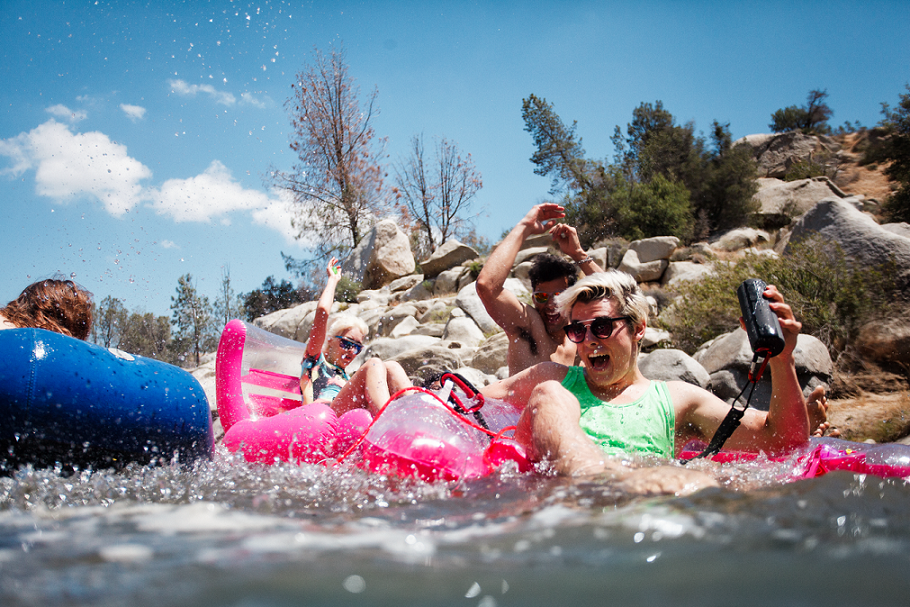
[563,316,631,343]
[334,335,364,354]
[531,290,563,306]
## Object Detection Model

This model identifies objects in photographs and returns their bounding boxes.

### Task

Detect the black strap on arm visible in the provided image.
[680,351,771,464]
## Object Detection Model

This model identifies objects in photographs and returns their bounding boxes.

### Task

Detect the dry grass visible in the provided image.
[833,131,895,201]
[827,391,910,443]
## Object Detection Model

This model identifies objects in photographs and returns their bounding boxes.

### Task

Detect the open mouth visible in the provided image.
[588,353,610,371]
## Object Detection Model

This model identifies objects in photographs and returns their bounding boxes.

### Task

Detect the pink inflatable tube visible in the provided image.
[215,320,530,479]
[679,437,910,480]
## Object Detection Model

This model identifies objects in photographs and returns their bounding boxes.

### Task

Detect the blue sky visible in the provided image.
[2,0,908,317]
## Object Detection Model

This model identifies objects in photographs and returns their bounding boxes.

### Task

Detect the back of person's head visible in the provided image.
[528,253,578,290]
[555,270,649,326]
[327,314,369,340]
[1,278,94,340]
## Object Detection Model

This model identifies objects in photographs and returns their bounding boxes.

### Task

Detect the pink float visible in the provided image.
[215,320,530,480]
[216,320,910,483]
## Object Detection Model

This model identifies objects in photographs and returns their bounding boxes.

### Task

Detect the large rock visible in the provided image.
[388,274,424,292]
[855,318,910,367]
[470,332,510,375]
[661,261,713,288]
[434,266,467,295]
[374,303,420,337]
[389,315,420,338]
[709,228,771,252]
[419,239,478,278]
[390,345,466,384]
[735,131,840,179]
[590,239,629,269]
[361,335,440,361]
[454,279,525,335]
[785,198,910,289]
[255,301,318,341]
[693,328,832,376]
[442,314,486,348]
[401,280,434,302]
[342,219,416,289]
[514,246,550,266]
[618,249,668,282]
[693,328,833,410]
[639,349,710,388]
[752,177,847,218]
[629,236,679,263]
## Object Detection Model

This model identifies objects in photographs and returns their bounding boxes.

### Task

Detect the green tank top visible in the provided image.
[561,367,676,458]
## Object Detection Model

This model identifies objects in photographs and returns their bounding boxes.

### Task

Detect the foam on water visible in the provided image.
[3,454,910,606]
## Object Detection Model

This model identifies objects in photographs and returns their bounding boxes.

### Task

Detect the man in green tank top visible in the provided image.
[482,270,811,493]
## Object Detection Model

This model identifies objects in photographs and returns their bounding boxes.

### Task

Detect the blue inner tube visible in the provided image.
[0,328,214,471]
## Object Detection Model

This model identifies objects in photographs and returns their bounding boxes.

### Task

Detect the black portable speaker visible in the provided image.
[737,278,785,357]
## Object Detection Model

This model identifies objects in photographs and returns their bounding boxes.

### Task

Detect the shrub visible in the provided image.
[614,174,694,242]
[784,158,828,181]
[662,235,899,356]
[334,275,362,303]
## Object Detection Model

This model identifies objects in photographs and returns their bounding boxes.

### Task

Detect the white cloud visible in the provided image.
[45,104,87,123]
[0,119,152,216]
[168,79,236,106]
[0,118,303,244]
[250,189,312,245]
[120,104,147,122]
[240,92,270,108]
[148,160,275,223]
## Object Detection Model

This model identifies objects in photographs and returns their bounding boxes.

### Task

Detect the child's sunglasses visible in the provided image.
[563,316,630,343]
[334,336,364,354]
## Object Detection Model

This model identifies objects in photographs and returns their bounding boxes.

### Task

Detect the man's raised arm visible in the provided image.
[476,203,567,328]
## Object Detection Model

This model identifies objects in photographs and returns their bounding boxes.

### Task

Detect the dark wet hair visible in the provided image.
[528,253,578,290]
[2,279,94,340]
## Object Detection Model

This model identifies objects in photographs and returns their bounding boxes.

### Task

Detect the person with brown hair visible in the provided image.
[475,203,603,375]
[0,278,94,340]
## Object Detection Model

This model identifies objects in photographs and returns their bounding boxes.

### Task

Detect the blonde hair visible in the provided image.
[555,270,649,326]
[327,314,368,339]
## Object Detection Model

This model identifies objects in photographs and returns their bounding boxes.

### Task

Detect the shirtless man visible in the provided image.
[476,203,603,375]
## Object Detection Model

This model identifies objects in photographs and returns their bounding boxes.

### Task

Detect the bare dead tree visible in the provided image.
[394,134,483,257]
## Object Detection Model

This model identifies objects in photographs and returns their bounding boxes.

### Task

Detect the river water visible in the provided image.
[2,450,909,607]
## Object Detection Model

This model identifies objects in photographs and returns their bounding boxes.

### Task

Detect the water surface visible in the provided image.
[2,451,909,606]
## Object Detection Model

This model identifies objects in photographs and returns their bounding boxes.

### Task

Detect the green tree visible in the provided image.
[91,296,128,348]
[878,84,910,223]
[120,312,174,363]
[170,274,214,367]
[614,174,694,242]
[521,94,617,241]
[213,265,242,330]
[523,96,757,243]
[522,94,593,195]
[697,121,759,234]
[769,89,833,135]
[242,276,302,321]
